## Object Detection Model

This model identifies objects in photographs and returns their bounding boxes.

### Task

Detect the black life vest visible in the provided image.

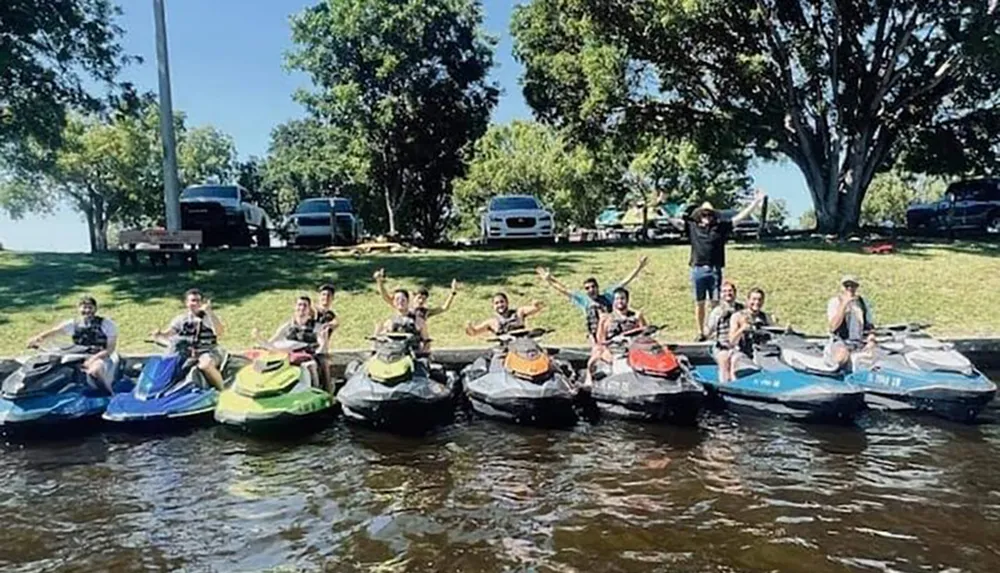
[738,310,771,356]
[832,297,872,341]
[494,309,524,335]
[315,309,336,326]
[412,306,430,321]
[389,312,420,336]
[605,310,640,340]
[585,294,613,337]
[72,316,109,353]
[284,317,319,347]
[712,302,744,343]
[177,313,218,350]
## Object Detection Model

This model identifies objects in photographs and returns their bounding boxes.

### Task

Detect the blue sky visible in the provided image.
[0,0,807,252]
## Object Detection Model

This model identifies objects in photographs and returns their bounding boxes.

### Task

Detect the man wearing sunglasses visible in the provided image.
[536,255,649,343]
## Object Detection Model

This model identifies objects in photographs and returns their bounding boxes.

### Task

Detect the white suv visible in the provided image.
[480,195,555,243]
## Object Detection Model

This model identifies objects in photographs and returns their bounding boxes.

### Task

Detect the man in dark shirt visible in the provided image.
[680,190,766,340]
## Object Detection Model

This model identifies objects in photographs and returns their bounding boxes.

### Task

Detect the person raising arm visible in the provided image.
[465,293,544,337]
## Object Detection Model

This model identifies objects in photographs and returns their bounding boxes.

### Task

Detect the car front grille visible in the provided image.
[298,216,330,227]
[506,217,537,228]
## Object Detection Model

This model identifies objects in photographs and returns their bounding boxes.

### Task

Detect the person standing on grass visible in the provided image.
[26,295,120,393]
[825,275,876,369]
[151,288,227,390]
[704,281,744,383]
[535,255,649,344]
[670,190,766,341]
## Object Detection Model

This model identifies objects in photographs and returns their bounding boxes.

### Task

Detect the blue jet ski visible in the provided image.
[844,323,997,423]
[693,328,865,423]
[103,335,242,427]
[0,343,128,433]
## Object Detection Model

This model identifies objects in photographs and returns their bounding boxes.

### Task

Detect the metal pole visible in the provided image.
[154,0,181,232]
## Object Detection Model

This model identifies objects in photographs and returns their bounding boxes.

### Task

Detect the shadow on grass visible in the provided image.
[743,237,1000,260]
[0,249,589,311]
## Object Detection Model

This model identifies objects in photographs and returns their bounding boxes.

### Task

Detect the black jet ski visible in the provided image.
[337,332,457,432]
[461,328,579,427]
[588,325,704,424]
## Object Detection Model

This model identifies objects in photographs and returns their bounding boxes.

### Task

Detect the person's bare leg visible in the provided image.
[715,350,731,383]
[198,355,224,390]
[85,361,114,393]
[694,301,707,338]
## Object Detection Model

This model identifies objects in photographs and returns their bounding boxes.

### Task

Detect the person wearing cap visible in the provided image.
[535,255,649,344]
[825,274,875,368]
[26,295,120,393]
[677,190,766,341]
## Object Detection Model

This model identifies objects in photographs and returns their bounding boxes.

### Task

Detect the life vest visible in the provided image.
[72,316,108,353]
[315,308,336,327]
[284,316,319,347]
[605,310,640,340]
[737,311,771,356]
[832,297,872,342]
[712,302,744,343]
[494,309,524,335]
[389,311,420,336]
[412,306,429,321]
[585,294,613,337]
[176,313,218,350]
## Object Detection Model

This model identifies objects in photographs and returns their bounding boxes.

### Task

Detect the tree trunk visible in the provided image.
[384,186,397,237]
[83,207,99,253]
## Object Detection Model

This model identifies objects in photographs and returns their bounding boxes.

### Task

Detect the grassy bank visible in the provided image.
[1,241,998,356]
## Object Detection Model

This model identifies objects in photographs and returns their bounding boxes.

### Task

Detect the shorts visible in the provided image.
[196,347,226,369]
[710,342,732,361]
[823,338,862,362]
[691,265,723,302]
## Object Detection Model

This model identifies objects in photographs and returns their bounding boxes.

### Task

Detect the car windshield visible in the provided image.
[331,198,352,213]
[296,200,333,214]
[181,186,238,200]
[490,196,540,211]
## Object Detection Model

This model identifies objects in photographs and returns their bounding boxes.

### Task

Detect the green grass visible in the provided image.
[1,241,998,356]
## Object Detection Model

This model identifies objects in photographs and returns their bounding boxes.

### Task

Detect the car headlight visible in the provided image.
[540,214,552,221]
[489,215,502,222]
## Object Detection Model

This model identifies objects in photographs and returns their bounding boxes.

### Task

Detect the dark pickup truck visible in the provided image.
[906,179,1000,234]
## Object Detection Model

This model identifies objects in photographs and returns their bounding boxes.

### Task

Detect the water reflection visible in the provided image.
[0,392,997,572]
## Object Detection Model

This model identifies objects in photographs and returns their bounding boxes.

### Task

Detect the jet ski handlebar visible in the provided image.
[488,327,553,343]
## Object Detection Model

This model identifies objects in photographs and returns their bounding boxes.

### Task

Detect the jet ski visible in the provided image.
[844,323,997,423]
[692,327,865,423]
[103,335,243,427]
[461,328,579,427]
[337,332,457,432]
[0,343,127,433]
[588,325,704,424]
[215,340,335,435]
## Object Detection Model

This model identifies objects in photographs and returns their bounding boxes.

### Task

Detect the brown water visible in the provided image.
[1,399,998,572]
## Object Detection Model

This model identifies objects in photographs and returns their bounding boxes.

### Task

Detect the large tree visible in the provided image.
[0,102,237,251]
[512,1,1000,235]
[1,0,136,162]
[286,0,498,240]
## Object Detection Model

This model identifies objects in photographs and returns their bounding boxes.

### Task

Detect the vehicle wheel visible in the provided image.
[255,224,270,248]
[987,213,1000,234]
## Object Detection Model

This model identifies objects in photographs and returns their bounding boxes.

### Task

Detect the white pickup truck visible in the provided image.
[179,184,271,247]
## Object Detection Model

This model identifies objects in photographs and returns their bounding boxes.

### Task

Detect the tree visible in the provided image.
[177,126,236,187]
[453,121,602,234]
[861,170,946,227]
[286,0,498,240]
[512,1,1000,236]
[799,209,817,230]
[1,0,136,162]
[755,197,790,230]
[627,135,752,208]
[0,101,238,251]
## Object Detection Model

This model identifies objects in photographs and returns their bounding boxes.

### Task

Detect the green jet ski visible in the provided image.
[214,340,335,435]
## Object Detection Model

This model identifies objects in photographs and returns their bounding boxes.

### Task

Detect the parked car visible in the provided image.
[179,184,271,247]
[906,178,1000,234]
[283,197,364,246]
[480,195,555,243]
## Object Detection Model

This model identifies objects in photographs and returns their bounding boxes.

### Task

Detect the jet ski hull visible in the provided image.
[463,360,578,427]
[846,368,997,423]
[589,372,704,425]
[102,389,219,427]
[0,393,111,433]
[337,371,456,432]
[215,387,336,435]
[694,365,865,423]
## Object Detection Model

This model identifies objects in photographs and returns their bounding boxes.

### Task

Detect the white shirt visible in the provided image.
[826,296,873,341]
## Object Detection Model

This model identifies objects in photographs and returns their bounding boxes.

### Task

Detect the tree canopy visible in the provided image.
[0,0,136,162]
[286,0,498,241]
[512,0,1000,236]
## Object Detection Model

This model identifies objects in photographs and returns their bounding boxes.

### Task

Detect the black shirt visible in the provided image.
[686,219,733,267]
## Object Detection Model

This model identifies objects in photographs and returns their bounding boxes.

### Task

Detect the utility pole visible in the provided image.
[154,0,181,232]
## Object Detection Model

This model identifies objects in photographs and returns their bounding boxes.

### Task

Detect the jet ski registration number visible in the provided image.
[869,373,903,388]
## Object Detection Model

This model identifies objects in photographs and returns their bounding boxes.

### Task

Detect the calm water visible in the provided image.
[1,398,998,571]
